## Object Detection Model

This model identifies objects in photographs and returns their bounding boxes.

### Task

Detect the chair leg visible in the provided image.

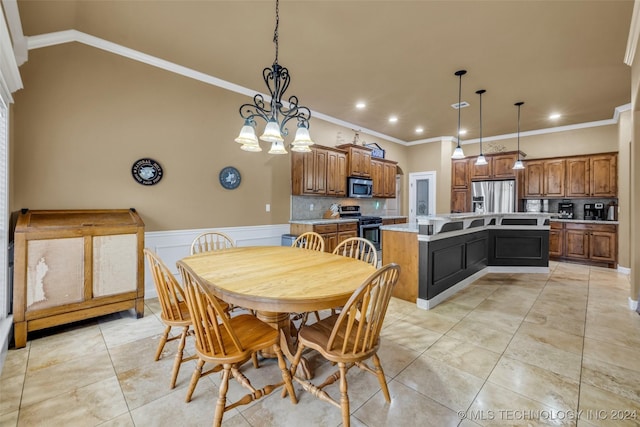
[273,343,297,404]
[372,353,391,403]
[170,326,189,389]
[338,362,350,427]
[251,352,260,369]
[283,342,306,398]
[155,325,171,361]
[213,365,232,427]
[185,358,205,403]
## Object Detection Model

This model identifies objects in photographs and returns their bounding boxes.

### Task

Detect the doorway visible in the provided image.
[409,171,436,224]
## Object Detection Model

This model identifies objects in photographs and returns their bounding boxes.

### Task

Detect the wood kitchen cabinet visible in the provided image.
[523,158,565,198]
[469,152,521,180]
[451,159,470,212]
[382,217,408,225]
[12,209,145,348]
[290,221,357,253]
[565,153,617,197]
[551,221,617,268]
[336,144,372,178]
[451,189,469,213]
[371,158,398,198]
[291,145,347,197]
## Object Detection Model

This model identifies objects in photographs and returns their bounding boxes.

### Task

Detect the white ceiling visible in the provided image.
[14,0,635,144]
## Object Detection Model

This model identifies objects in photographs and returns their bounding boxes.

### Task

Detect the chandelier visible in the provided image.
[234,0,314,154]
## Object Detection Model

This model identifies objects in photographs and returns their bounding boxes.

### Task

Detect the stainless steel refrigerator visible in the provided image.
[471,180,516,213]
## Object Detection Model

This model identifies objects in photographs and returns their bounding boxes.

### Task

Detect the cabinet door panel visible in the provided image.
[565,230,589,259]
[566,157,590,197]
[451,189,469,213]
[544,159,565,197]
[314,149,327,194]
[26,238,84,310]
[452,159,469,189]
[549,229,564,257]
[93,234,138,297]
[590,231,616,263]
[591,154,617,197]
[492,153,517,179]
[524,161,544,197]
[470,158,491,180]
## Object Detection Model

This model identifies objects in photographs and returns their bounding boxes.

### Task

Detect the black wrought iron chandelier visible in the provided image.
[451,70,466,159]
[512,101,525,170]
[234,0,314,154]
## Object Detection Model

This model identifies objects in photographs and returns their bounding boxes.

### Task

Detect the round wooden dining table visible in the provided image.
[178,245,377,378]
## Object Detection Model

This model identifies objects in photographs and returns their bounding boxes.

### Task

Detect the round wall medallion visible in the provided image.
[219,166,241,190]
[132,158,163,185]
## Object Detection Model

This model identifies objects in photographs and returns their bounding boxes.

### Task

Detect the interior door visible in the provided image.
[409,171,436,224]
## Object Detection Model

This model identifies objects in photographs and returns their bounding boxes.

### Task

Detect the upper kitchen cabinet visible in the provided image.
[469,152,521,180]
[291,145,346,196]
[452,159,469,189]
[337,144,372,178]
[523,158,565,198]
[371,158,398,198]
[528,152,617,199]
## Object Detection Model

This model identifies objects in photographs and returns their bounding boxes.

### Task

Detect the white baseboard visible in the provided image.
[629,297,638,311]
[618,265,631,275]
[143,224,291,299]
[0,315,13,374]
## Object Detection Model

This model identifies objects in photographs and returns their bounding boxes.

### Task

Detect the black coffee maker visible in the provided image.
[584,203,605,220]
[558,201,574,219]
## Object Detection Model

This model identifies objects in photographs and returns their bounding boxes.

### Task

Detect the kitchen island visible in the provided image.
[381,212,551,309]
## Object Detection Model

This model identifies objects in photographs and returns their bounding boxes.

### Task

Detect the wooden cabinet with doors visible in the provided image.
[469,152,521,181]
[550,221,617,268]
[290,221,358,253]
[12,209,145,348]
[451,158,470,212]
[382,217,408,225]
[291,145,347,197]
[371,158,398,198]
[336,144,372,178]
[565,153,617,197]
[523,158,565,198]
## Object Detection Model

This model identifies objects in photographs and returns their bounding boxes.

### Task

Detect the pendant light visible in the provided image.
[451,70,467,159]
[512,101,525,170]
[235,0,314,154]
[475,89,487,166]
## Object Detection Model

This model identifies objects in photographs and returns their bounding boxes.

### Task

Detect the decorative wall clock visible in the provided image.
[219,166,241,190]
[132,158,163,185]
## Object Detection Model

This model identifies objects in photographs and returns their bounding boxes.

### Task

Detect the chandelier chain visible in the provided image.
[274,0,279,64]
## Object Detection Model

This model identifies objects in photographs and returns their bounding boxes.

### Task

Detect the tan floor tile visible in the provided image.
[380,319,442,352]
[375,338,421,378]
[0,347,28,381]
[98,412,135,427]
[27,323,106,372]
[584,319,640,350]
[428,301,474,321]
[525,303,585,337]
[581,357,640,403]
[0,374,23,416]
[406,310,459,334]
[425,335,501,379]
[582,337,640,373]
[354,380,461,427]
[17,377,128,426]
[21,350,116,407]
[99,311,165,348]
[445,285,497,309]
[515,321,584,355]
[0,410,18,426]
[464,307,525,335]
[480,294,537,317]
[578,383,640,427]
[446,318,513,353]
[488,356,579,412]
[504,334,582,381]
[395,354,484,412]
[467,382,575,426]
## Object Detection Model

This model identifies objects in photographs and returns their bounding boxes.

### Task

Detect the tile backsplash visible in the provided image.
[291,196,389,220]
[525,198,618,220]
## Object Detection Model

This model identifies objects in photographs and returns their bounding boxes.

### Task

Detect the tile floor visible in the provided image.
[1,261,639,426]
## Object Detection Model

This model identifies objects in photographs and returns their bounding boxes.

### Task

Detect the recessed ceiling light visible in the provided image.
[355,102,366,109]
[459,129,467,135]
[388,116,398,123]
[415,127,424,134]
[549,113,561,120]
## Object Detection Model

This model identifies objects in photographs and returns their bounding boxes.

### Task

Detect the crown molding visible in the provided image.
[1,0,27,65]
[625,0,640,66]
[26,30,630,148]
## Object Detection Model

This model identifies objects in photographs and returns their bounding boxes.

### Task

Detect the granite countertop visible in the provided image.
[550,218,619,225]
[380,215,408,220]
[289,218,359,225]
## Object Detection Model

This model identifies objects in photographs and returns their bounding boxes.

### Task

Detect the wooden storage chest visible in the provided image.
[12,209,145,348]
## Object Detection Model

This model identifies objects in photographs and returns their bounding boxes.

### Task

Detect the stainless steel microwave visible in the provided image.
[347,177,373,198]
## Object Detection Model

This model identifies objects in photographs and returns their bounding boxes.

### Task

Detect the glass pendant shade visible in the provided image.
[512,160,525,170]
[451,146,465,159]
[260,119,285,143]
[290,144,312,153]
[291,125,314,147]
[475,154,488,166]
[240,143,262,152]
[235,123,259,145]
[268,140,287,154]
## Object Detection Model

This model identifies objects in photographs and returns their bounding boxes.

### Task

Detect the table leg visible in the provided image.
[256,311,313,379]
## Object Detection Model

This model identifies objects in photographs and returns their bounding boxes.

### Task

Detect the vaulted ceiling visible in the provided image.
[15,0,634,144]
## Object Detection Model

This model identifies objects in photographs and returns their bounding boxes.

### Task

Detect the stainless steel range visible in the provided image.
[338,205,382,250]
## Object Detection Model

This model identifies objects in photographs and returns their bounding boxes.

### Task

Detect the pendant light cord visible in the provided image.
[457,74,462,144]
[515,101,524,161]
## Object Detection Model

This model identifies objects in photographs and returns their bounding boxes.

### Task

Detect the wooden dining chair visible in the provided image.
[190,231,235,255]
[177,261,298,426]
[144,248,197,389]
[333,237,378,267]
[291,231,325,252]
[288,263,401,427]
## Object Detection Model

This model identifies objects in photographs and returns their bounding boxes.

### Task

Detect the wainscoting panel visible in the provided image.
[144,224,290,298]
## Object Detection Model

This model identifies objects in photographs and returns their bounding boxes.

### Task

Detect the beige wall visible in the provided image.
[10,42,408,231]
[618,110,632,269]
